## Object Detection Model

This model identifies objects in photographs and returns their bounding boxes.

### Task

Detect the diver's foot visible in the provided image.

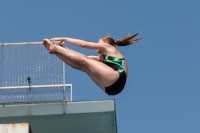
[43,39,56,54]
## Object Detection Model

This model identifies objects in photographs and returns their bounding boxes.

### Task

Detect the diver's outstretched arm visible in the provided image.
[50,37,108,51]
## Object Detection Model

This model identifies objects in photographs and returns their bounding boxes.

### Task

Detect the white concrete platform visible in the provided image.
[0,100,117,133]
[0,123,31,133]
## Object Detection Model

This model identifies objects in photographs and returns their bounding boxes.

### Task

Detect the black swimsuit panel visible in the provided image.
[103,54,127,95]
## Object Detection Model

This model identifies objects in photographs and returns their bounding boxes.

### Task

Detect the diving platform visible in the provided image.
[0,100,117,133]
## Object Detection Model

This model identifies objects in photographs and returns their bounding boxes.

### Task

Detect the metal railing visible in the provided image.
[0,42,72,103]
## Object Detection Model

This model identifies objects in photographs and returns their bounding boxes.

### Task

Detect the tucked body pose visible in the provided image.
[43,33,142,95]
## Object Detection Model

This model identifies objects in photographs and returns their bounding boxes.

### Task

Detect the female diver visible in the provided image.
[43,32,142,95]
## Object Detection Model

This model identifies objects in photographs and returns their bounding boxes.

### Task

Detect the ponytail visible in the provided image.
[100,32,142,46]
[115,32,143,46]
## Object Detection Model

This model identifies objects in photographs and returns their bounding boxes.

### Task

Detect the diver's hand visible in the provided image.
[50,37,65,43]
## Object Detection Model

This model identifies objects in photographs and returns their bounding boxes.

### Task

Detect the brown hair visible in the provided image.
[100,32,142,46]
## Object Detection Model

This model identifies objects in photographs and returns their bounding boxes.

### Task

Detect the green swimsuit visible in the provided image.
[103,54,125,74]
[103,54,127,95]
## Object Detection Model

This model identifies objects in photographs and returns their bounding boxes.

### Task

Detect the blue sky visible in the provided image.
[0,1,200,133]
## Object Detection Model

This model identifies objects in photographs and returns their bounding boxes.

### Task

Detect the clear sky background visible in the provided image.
[0,1,200,133]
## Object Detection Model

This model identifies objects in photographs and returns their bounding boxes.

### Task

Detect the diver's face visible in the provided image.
[98,39,106,44]
[97,39,105,54]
